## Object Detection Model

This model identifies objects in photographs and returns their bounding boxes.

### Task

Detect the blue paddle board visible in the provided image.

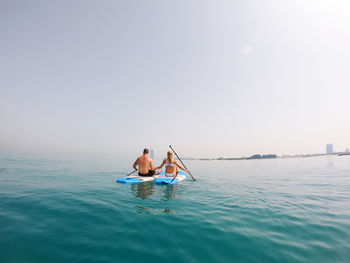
[154,171,187,185]
[117,177,141,184]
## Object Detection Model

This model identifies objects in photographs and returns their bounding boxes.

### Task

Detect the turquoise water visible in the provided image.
[1,151,350,262]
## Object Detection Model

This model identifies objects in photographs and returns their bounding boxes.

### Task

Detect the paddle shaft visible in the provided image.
[169,145,196,182]
[127,170,137,176]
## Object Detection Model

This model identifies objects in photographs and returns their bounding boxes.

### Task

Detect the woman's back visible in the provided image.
[164,159,176,173]
[156,151,187,177]
[164,151,177,176]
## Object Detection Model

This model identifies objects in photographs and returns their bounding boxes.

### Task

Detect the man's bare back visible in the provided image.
[133,148,156,176]
[134,155,154,174]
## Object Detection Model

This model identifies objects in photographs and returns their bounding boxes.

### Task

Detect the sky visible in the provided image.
[1,0,350,158]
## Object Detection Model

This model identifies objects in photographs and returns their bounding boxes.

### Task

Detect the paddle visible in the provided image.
[126,170,137,176]
[169,145,196,183]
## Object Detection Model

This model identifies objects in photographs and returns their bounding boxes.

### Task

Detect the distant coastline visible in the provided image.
[180,152,350,161]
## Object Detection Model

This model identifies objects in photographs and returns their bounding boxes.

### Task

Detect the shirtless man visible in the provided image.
[133,148,159,176]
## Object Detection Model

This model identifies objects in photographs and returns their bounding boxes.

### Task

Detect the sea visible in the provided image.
[1,151,350,263]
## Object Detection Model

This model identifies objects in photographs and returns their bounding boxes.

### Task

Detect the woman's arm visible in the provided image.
[174,161,188,172]
[155,160,166,170]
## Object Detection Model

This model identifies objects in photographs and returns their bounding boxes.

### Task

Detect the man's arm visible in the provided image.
[133,158,139,171]
[149,159,156,171]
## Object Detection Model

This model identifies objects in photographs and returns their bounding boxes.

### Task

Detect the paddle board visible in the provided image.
[154,171,187,184]
[117,171,187,184]
[117,174,156,184]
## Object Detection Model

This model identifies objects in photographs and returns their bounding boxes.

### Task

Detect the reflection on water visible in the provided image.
[135,205,151,214]
[130,182,179,201]
[130,182,155,199]
[162,184,178,200]
[131,182,179,214]
[136,205,176,214]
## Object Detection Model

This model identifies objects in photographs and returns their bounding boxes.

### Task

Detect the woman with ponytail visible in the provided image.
[157,151,188,177]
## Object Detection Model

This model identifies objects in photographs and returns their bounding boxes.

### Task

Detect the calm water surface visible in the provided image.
[1,152,350,262]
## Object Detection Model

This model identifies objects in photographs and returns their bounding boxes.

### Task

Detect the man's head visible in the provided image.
[143,148,149,155]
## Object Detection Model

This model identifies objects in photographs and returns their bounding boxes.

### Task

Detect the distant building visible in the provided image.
[326,144,333,154]
[346,148,349,153]
[150,148,155,160]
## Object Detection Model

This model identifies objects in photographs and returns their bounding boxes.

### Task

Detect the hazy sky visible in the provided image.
[1,0,349,158]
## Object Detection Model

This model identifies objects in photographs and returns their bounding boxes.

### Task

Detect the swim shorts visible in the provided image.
[138,170,155,177]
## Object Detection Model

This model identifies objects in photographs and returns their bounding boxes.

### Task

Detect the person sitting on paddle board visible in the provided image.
[133,148,160,177]
[156,151,188,177]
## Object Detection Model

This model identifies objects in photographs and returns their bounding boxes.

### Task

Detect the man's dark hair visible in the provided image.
[143,148,149,155]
